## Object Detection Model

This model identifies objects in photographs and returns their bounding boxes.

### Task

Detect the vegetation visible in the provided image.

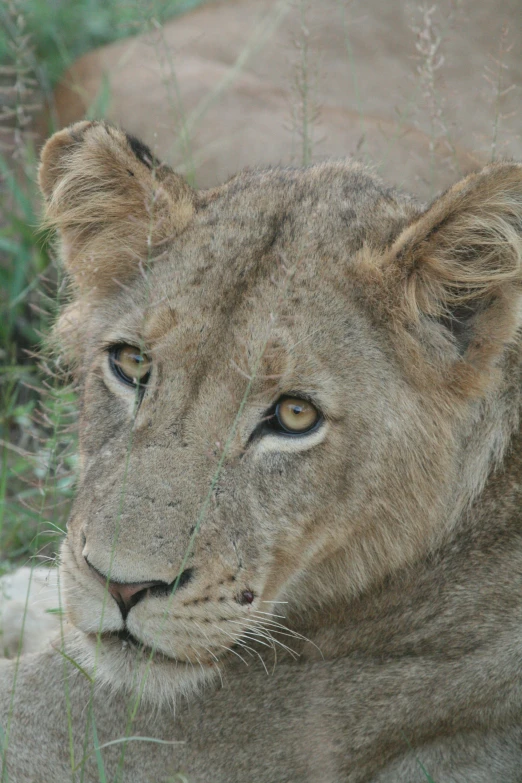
[0,0,204,577]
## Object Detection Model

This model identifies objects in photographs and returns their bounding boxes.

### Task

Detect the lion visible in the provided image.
[3,119,522,782]
[0,568,60,658]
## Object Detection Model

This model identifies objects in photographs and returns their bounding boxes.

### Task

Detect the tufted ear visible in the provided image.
[39,121,195,294]
[384,162,522,379]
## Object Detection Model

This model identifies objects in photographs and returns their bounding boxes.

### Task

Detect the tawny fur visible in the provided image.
[3,121,522,782]
[40,121,194,293]
[0,568,61,658]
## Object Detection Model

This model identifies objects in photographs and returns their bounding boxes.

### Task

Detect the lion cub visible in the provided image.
[2,121,522,782]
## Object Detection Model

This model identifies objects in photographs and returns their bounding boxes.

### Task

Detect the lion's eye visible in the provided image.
[108,344,151,388]
[271,396,321,435]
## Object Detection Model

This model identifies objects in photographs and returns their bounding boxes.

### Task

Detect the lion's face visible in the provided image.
[41,123,522,692]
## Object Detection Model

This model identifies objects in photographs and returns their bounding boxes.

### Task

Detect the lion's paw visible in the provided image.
[0,567,63,658]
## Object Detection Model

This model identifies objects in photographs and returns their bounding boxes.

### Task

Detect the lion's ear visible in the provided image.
[386,162,522,376]
[39,121,195,293]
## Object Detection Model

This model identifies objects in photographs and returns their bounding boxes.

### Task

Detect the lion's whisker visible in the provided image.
[234,638,270,675]
[226,619,300,660]
[191,623,221,666]
[192,650,209,681]
[247,627,300,660]
[199,647,224,688]
[261,600,288,604]
[239,632,281,667]
[250,609,286,619]
[217,643,249,668]
[254,619,323,658]
[210,623,252,665]
[238,630,275,651]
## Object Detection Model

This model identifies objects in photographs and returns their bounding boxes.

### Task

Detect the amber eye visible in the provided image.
[109,344,151,388]
[273,396,321,435]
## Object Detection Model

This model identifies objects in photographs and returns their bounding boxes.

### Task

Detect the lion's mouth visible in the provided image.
[97,627,180,662]
[114,627,146,649]
[98,627,220,667]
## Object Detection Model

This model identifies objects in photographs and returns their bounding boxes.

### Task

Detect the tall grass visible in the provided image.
[0,0,207,573]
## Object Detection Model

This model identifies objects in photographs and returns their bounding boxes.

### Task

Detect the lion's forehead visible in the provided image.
[148,163,417,320]
[189,162,417,274]
[95,163,416,394]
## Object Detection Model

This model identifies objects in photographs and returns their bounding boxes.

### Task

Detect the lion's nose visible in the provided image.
[84,556,193,620]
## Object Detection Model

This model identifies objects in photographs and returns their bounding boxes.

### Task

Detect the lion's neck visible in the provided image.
[283,352,522,663]
[448,353,522,535]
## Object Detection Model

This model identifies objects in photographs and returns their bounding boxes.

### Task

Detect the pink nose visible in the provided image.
[107,579,166,608]
[85,557,171,618]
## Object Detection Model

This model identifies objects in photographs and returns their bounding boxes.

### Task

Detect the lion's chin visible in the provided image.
[97,628,181,663]
[56,628,218,708]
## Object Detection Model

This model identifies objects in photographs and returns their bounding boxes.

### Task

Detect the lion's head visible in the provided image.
[40,122,522,702]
